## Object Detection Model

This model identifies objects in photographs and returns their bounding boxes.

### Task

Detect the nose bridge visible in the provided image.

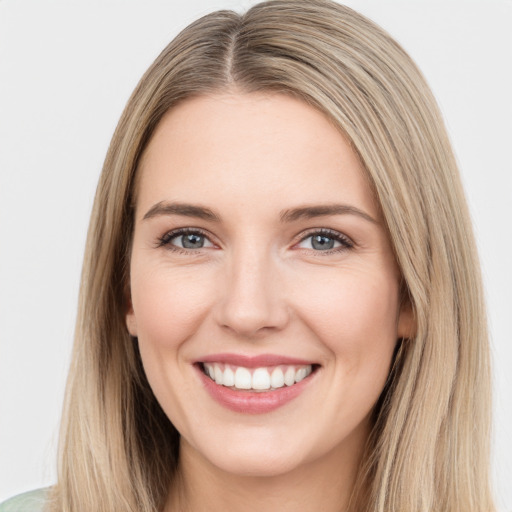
[216,240,288,337]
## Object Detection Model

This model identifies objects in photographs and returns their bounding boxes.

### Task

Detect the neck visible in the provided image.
[165,427,368,512]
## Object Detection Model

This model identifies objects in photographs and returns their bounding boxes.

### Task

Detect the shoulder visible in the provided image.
[0,489,49,512]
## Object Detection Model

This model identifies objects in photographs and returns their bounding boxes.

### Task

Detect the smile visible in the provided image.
[202,362,313,391]
[195,354,319,414]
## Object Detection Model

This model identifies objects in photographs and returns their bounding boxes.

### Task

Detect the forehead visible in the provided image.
[136,92,378,221]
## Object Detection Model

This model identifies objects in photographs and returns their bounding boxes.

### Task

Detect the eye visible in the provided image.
[158,229,215,251]
[296,229,353,252]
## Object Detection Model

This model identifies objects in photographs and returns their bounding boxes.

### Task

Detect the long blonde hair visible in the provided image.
[48,1,494,510]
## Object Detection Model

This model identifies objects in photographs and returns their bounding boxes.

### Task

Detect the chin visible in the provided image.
[207,448,305,478]
[184,429,311,478]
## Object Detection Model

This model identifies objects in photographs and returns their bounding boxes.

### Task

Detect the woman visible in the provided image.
[0,1,495,511]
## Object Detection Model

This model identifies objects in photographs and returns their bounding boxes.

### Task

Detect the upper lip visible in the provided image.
[196,353,317,368]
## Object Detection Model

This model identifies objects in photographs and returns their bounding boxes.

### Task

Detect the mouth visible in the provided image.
[199,362,317,392]
[194,355,320,414]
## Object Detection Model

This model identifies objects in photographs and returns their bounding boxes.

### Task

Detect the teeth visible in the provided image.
[234,367,252,389]
[270,367,285,389]
[214,365,223,385]
[295,367,307,382]
[223,366,235,387]
[284,367,295,386]
[202,363,313,391]
[252,368,271,390]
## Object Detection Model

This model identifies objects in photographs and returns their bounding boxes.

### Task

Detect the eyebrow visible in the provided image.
[142,201,220,222]
[279,204,378,224]
[142,201,377,225]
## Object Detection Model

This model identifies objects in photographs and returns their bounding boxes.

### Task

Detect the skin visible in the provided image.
[126,92,414,512]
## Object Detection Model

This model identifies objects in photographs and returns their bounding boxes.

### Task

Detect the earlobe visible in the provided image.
[125,309,138,337]
[397,299,416,340]
[125,291,138,336]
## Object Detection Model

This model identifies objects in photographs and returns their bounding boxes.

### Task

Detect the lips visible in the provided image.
[195,354,319,414]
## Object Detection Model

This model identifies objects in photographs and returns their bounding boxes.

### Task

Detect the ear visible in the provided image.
[125,290,138,337]
[397,297,416,340]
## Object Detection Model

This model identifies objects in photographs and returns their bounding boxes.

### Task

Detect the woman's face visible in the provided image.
[126,92,412,477]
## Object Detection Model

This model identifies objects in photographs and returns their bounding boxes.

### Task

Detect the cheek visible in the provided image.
[297,263,398,329]
[130,262,216,351]
[304,271,400,433]
[291,265,400,373]
[129,262,218,433]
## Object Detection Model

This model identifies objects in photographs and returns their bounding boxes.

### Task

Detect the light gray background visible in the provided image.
[1,0,511,509]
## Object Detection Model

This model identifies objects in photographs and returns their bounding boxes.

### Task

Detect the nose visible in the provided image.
[214,246,289,339]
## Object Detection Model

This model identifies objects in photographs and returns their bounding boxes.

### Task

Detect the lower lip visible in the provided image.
[196,365,317,414]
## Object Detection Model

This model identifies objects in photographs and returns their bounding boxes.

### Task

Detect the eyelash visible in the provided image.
[295,228,354,254]
[157,228,213,254]
[156,227,354,254]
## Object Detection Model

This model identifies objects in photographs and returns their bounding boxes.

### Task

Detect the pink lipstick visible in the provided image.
[194,353,318,414]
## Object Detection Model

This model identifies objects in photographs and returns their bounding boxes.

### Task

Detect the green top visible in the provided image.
[0,489,48,512]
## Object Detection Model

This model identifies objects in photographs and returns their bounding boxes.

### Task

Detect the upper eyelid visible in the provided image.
[158,227,216,246]
[157,227,354,248]
[295,227,354,245]
[163,227,213,237]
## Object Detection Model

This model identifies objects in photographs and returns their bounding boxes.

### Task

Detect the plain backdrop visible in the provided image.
[1,0,511,509]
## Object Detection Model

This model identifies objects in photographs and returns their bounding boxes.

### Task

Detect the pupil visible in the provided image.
[312,235,334,250]
[182,233,204,249]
